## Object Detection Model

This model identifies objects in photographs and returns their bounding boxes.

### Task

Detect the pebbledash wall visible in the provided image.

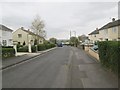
[84,45,99,61]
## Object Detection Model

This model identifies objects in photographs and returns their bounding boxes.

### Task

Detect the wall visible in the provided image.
[88,48,99,61]
[108,26,119,41]
[1,29,13,46]
[13,28,28,45]
[88,34,99,43]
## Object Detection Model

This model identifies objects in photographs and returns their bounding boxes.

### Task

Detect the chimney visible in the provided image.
[96,28,98,31]
[21,27,24,30]
[112,18,115,22]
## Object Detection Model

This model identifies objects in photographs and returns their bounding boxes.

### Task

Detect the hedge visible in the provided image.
[37,43,56,51]
[2,48,15,58]
[17,46,28,52]
[98,41,119,74]
[31,46,37,52]
[2,46,13,48]
[37,44,46,51]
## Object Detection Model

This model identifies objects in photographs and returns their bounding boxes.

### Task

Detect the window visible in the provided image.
[112,27,117,33]
[2,40,7,46]
[18,34,22,38]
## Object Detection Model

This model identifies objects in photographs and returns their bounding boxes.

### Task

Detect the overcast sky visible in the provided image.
[0,1,119,39]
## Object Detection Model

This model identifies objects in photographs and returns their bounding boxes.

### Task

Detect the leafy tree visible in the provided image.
[70,37,79,47]
[49,38,57,44]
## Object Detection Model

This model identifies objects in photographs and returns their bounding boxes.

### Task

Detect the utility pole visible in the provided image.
[73,31,76,37]
[70,30,71,39]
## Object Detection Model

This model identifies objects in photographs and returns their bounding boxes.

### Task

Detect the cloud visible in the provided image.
[0,2,118,39]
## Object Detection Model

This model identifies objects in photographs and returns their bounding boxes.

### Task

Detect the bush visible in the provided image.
[98,41,119,74]
[45,43,51,49]
[37,43,56,51]
[50,43,56,48]
[37,44,46,51]
[31,45,37,52]
[17,44,23,49]
[2,48,15,58]
[17,46,28,52]
[2,46,13,48]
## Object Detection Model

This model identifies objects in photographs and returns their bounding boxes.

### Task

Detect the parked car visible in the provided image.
[57,42,63,47]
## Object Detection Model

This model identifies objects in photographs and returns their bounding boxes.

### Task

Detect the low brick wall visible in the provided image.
[89,48,99,61]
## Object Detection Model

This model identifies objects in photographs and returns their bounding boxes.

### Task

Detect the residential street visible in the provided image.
[2,46,118,88]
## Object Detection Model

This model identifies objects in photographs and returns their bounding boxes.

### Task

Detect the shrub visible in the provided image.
[31,45,36,52]
[17,44,23,48]
[2,48,15,58]
[37,44,46,51]
[98,41,119,74]
[17,46,28,52]
[37,43,56,51]
[45,43,51,49]
[2,46,13,48]
[50,43,56,48]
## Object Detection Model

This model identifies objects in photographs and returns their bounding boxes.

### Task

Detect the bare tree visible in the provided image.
[31,15,46,38]
[31,15,46,44]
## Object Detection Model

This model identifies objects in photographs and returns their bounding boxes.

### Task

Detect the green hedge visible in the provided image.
[37,44,46,51]
[31,46,37,52]
[37,43,56,51]
[2,48,15,58]
[98,41,119,74]
[17,46,28,52]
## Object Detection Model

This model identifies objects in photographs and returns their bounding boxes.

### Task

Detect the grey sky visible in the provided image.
[0,1,118,39]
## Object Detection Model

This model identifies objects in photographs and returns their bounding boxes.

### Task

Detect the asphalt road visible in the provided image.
[2,46,118,88]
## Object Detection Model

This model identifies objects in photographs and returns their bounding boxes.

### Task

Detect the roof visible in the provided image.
[99,19,120,30]
[22,29,43,38]
[88,29,99,35]
[0,24,13,32]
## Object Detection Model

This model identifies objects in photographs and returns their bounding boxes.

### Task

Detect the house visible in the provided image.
[88,28,99,44]
[12,27,44,46]
[78,34,89,43]
[88,18,120,43]
[0,24,13,46]
[99,19,120,41]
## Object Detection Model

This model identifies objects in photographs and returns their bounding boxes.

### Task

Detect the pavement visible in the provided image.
[2,46,118,88]
[2,47,57,69]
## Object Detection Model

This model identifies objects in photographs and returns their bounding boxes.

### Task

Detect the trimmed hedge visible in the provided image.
[37,44,46,51]
[17,46,28,52]
[98,41,119,74]
[37,43,56,51]
[31,46,37,52]
[2,46,13,48]
[2,48,15,58]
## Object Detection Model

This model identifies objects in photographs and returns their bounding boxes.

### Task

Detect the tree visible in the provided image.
[31,15,46,44]
[70,37,79,47]
[49,38,57,44]
[78,34,88,42]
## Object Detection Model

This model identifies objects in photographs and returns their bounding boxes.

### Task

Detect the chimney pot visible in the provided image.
[21,27,24,30]
[112,18,115,22]
[96,28,98,30]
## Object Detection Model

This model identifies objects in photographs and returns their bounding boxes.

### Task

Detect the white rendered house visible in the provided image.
[0,24,13,46]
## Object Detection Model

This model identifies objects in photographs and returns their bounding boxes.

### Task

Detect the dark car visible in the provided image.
[57,42,63,47]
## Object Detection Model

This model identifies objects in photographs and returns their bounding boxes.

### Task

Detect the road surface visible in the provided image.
[2,46,118,88]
